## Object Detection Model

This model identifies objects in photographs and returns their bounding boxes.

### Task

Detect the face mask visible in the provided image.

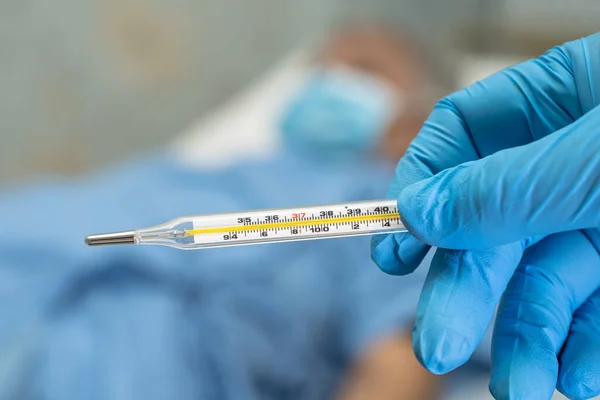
[278,66,401,160]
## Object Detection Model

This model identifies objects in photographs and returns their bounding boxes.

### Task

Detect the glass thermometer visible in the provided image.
[85,199,406,250]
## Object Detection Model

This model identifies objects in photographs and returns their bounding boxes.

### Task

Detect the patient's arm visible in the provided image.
[335,333,441,400]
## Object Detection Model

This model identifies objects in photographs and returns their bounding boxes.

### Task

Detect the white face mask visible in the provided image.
[278,66,403,160]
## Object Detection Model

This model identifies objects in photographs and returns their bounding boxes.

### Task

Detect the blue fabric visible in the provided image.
[371,32,600,399]
[0,150,434,399]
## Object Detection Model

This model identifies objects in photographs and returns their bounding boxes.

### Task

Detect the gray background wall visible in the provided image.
[0,0,481,183]
[0,0,597,184]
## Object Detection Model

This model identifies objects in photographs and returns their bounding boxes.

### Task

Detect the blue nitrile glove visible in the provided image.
[371,32,600,400]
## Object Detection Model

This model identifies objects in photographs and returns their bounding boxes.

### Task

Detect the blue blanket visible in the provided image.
[0,150,445,399]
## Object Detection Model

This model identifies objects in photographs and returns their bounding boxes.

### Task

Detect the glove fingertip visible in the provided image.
[397,181,430,241]
[557,354,600,400]
[412,321,471,375]
[489,369,557,400]
[398,176,453,247]
[558,378,600,400]
[370,234,401,274]
[490,333,558,400]
[370,233,429,276]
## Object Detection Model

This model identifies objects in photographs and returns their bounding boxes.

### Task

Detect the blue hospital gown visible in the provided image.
[0,150,440,399]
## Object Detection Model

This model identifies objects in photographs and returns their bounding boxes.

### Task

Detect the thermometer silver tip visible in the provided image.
[85,231,136,246]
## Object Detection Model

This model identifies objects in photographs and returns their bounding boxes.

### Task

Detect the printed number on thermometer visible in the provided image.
[187,203,402,245]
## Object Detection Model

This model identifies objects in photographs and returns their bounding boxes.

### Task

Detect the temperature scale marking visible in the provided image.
[185,212,400,236]
[85,199,407,250]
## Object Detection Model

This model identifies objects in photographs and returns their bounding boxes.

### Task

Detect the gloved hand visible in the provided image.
[371,32,600,400]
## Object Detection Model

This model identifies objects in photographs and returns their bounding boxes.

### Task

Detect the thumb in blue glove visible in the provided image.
[400,102,600,249]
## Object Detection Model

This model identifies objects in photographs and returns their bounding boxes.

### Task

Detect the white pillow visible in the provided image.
[169,50,312,169]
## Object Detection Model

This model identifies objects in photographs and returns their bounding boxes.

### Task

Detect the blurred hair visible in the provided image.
[324,19,459,100]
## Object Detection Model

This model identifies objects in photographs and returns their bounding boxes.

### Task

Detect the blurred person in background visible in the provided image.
[0,24,480,400]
